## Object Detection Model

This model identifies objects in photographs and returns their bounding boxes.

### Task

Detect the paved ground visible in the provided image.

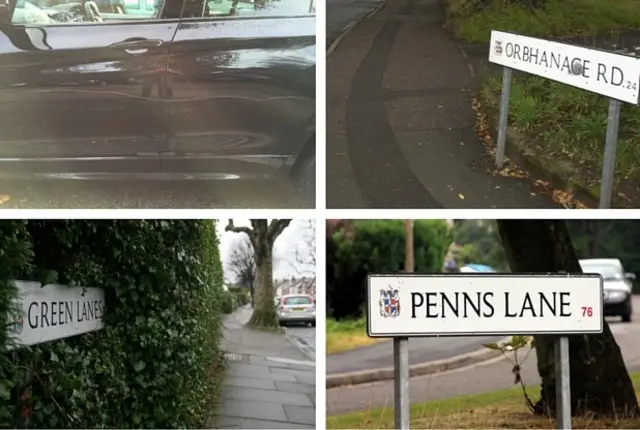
[326,296,640,415]
[286,323,317,361]
[218,306,316,429]
[0,179,310,209]
[328,334,504,374]
[327,0,385,47]
[326,0,560,208]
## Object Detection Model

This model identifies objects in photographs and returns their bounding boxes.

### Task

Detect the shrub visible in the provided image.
[328,220,453,319]
[0,220,225,429]
[221,291,237,314]
[229,288,250,307]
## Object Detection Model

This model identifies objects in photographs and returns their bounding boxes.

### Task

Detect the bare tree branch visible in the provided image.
[225,236,257,305]
[268,219,292,241]
[226,219,256,248]
[281,220,315,277]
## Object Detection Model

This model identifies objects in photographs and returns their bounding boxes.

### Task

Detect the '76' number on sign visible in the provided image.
[582,306,593,317]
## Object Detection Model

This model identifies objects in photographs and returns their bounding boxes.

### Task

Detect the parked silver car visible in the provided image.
[277,294,315,327]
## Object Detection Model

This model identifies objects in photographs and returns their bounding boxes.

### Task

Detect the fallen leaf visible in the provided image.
[458,193,465,200]
[0,195,9,204]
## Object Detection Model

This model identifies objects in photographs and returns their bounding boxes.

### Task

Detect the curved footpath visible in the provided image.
[327,297,640,415]
[326,0,561,208]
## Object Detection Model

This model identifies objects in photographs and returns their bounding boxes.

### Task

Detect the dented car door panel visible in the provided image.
[162,12,315,180]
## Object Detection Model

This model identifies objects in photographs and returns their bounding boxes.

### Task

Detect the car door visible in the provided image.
[0,0,181,179]
[161,0,315,180]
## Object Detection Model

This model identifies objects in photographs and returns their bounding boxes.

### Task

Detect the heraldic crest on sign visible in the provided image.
[379,285,400,318]
[494,39,503,55]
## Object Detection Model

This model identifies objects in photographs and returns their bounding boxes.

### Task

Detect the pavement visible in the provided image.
[326,0,561,208]
[0,179,310,209]
[327,334,504,375]
[217,306,316,429]
[326,296,640,415]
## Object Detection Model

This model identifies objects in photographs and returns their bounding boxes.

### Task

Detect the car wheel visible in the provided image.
[311,321,316,328]
[291,144,315,204]
[622,299,632,323]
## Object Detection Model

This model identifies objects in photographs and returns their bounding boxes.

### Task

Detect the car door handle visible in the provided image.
[109,38,164,55]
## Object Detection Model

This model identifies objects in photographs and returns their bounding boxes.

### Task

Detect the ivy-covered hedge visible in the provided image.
[0,220,225,429]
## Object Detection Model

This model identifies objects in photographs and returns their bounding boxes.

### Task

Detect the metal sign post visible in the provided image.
[393,337,410,429]
[555,336,571,429]
[367,274,603,430]
[496,67,513,169]
[600,99,622,208]
[487,30,640,207]
[393,221,413,429]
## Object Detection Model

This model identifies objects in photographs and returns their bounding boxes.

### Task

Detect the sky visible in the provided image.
[216,219,316,282]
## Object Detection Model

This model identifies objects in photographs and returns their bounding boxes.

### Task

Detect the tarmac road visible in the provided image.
[326,0,386,47]
[327,296,640,416]
[0,179,311,208]
[328,334,505,375]
[286,323,317,361]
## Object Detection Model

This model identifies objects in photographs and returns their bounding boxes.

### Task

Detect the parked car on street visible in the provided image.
[277,294,315,327]
[0,0,315,203]
[579,258,634,322]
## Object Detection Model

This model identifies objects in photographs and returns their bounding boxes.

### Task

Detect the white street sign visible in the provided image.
[6,280,105,350]
[488,30,640,104]
[368,274,603,337]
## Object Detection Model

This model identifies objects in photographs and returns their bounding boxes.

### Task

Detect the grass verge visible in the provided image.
[444,0,640,205]
[327,318,384,354]
[445,0,640,43]
[327,371,640,429]
[479,75,640,202]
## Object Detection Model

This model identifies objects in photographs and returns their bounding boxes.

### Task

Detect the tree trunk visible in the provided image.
[498,220,638,417]
[247,253,278,329]
[226,219,290,329]
[247,222,278,329]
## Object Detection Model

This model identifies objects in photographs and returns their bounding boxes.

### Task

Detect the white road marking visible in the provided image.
[266,356,315,367]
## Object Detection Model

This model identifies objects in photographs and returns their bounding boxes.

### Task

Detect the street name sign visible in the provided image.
[489,30,640,104]
[6,280,105,350]
[487,30,640,208]
[367,274,603,337]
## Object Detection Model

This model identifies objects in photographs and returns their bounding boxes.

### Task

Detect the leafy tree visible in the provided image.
[328,220,452,319]
[453,220,509,270]
[225,219,291,329]
[498,220,638,417]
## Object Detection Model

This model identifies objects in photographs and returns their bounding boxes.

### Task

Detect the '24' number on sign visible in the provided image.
[581,306,593,317]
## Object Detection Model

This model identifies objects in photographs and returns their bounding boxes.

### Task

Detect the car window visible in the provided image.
[283,296,311,306]
[179,0,314,19]
[11,0,178,24]
[580,263,623,281]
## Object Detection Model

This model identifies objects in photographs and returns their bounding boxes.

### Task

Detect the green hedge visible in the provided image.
[328,220,453,319]
[0,220,225,429]
[229,288,250,307]
[221,291,236,314]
